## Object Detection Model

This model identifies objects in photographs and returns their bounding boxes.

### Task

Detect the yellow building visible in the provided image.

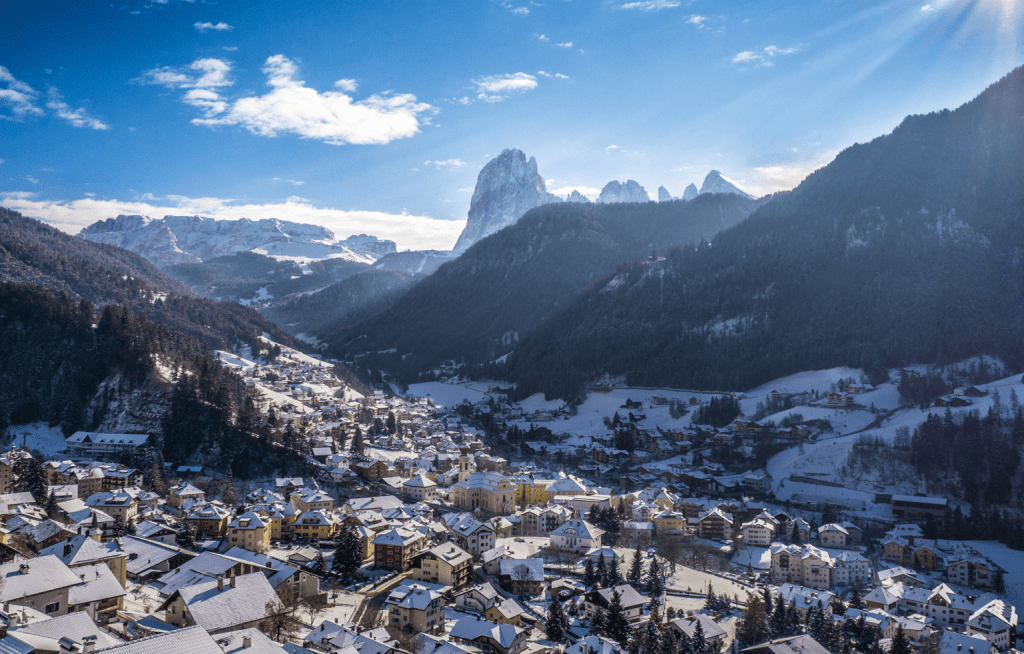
[227,512,271,554]
[290,487,335,513]
[651,510,688,536]
[451,472,515,515]
[512,475,554,506]
[292,510,338,541]
[168,483,205,509]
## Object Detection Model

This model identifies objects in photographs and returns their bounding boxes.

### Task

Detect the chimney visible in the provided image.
[7,611,18,629]
[230,574,237,589]
[218,577,224,591]
[64,542,73,557]
[242,635,252,649]
[18,564,29,575]
[83,636,97,653]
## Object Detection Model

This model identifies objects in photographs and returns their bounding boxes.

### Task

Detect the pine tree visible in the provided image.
[635,611,663,654]
[769,596,788,638]
[628,543,643,587]
[644,557,665,608]
[311,552,326,575]
[704,584,718,611]
[605,590,630,645]
[546,597,569,642]
[590,607,608,637]
[596,553,608,587]
[763,587,774,617]
[737,593,770,649]
[848,587,864,610]
[352,427,364,455]
[691,619,707,654]
[605,557,623,587]
[584,556,598,587]
[890,627,912,654]
[332,524,363,578]
[660,629,681,654]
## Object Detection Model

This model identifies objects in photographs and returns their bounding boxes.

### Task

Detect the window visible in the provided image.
[45,602,60,614]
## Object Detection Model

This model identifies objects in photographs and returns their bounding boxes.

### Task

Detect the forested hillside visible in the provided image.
[503,66,1024,401]
[333,193,765,380]
[262,268,422,338]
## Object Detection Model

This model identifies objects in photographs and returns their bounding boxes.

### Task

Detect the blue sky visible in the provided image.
[1,0,1021,250]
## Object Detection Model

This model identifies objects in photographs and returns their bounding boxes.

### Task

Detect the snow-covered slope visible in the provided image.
[78,215,396,268]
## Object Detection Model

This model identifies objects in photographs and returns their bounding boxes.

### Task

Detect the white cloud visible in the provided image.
[686,14,707,25]
[138,55,433,145]
[272,178,305,186]
[45,87,110,130]
[334,78,358,92]
[135,58,233,89]
[550,185,601,199]
[619,0,680,10]
[0,192,465,251]
[606,145,620,151]
[732,45,799,66]
[472,73,538,102]
[456,188,473,193]
[537,71,551,77]
[920,4,935,12]
[425,159,466,168]
[555,73,569,79]
[538,34,549,41]
[24,175,40,184]
[556,42,573,47]
[0,65,44,120]
[194,21,233,32]
[223,46,238,51]
[511,6,529,14]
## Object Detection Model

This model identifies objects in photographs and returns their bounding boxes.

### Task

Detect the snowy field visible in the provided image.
[406,381,490,408]
[10,423,69,457]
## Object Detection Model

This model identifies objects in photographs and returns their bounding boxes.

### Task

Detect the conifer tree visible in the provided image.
[596,553,608,587]
[605,590,630,645]
[546,597,569,642]
[331,524,363,578]
[849,587,865,610]
[590,607,608,637]
[628,543,643,587]
[737,593,770,649]
[890,627,912,654]
[691,619,707,654]
[644,557,665,608]
[704,584,718,611]
[584,556,598,587]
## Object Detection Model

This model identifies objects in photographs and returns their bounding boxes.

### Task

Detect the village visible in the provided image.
[0,346,1018,654]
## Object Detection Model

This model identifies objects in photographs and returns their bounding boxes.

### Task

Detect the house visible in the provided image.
[412,544,473,589]
[772,584,835,617]
[485,597,528,627]
[670,614,727,648]
[936,632,998,654]
[698,508,733,540]
[290,487,335,513]
[66,562,126,624]
[584,584,648,623]
[77,625,223,654]
[40,534,129,587]
[85,490,140,528]
[0,555,85,616]
[168,483,205,509]
[292,510,339,541]
[498,558,544,597]
[66,432,149,458]
[966,600,1018,651]
[741,635,832,654]
[373,527,427,571]
[447,514,497,557]
[386,584,447,635]
[817,524,849,548]
[449,617,527,654]
[890,495,948,524]
[550,519,604,553]
[770,544,835,591]
[226,512,271,554]
[947,555,997,588]
[403,473,439,503]
[352,460,388,482]
[160,573,278,634]
[741,518,776,547]
[454,583,502,613]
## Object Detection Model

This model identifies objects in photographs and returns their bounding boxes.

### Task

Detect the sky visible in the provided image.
[1,0,1022,252]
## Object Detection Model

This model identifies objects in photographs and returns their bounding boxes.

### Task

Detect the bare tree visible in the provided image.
[511,563,534,601]
[259,598,303,642]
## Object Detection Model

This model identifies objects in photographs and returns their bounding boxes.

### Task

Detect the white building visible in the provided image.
[550,519,604,554]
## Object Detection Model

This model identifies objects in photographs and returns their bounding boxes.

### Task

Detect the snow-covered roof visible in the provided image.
[591,584,647,609]
[449,618,523,649]
[88,625,223,654]
[174,573,278,633]
[66,431,149,446]
[498,558,544,581]
[387,584,444,610]
[0,556,83,602]
[68,562,126,605]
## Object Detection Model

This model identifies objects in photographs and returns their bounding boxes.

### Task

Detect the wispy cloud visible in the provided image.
[1,67,109,129]
[510,6,529,15]
[732,45,799,67]
[2,192,465,251]
[472,72,538,102]
[556,42,573,48]
[538,34,549,41]
[136,55,433,145]
[425,159,466,168]
[920,4,935,12]
[24,175,40,184]
[686,15,707,26]
[272,178,305,186]
[619,0,680,11]
[223,46,238,51]
[45,87,109,130]
[194,21,233,32]
[334,78,358,92]
[0,66,44,120]
[555,73,569,79]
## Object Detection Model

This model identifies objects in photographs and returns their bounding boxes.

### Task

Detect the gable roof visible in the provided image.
[174,573,278,633]
[92,625,223,654]
[0,555,83,602]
